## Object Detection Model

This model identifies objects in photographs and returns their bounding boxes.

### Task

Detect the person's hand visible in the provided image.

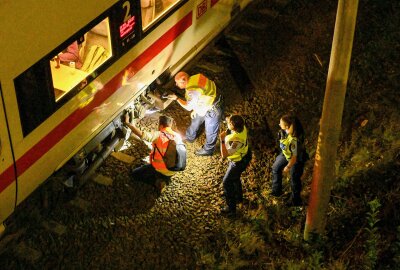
[124,113,130,124]
[283,166,290,173]
[190,111,197,119]
[167,94,178,101]
[220,130,226,141]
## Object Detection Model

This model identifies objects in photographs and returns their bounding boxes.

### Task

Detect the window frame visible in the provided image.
[140,0,188,36]
[13,0,188,137]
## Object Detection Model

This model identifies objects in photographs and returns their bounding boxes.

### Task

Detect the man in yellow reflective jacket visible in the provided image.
[168,71,223,156]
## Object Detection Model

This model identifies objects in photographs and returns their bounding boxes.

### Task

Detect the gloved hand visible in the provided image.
[124,112,130,124]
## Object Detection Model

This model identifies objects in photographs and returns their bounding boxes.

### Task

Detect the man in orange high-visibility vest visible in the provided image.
[124,114,182,192]
[168,71,223,156]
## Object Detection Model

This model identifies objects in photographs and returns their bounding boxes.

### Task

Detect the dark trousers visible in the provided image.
[131,164,170,186]
[271,153,304,200]
[185,104,223,153]
[223,151,252,212]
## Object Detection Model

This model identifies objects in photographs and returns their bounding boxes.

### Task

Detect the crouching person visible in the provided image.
[124,114,182,193]
[219,115,252,217]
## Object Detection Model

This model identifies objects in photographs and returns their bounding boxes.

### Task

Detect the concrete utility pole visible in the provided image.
[304,0,359,240]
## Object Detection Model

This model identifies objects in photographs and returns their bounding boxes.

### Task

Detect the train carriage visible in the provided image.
[0,0,251,232]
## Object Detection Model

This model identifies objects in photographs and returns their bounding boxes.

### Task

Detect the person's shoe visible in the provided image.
[195,148,213,156]
[286,197,303,207]
[154,181,166,194]
[220,206,236,217]
[269,191,283,197]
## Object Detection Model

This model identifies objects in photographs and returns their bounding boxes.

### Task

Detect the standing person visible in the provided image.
[270,114,308,206]
[219,115,252,217]
[124,114,182,192]
[167,71,223,156]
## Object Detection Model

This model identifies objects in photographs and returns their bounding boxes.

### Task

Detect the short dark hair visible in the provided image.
[159,115,174,127]
[229,115,245,133]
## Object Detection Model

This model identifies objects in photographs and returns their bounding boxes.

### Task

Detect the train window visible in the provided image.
[50,18,113,102]
[14,61,56,136]
[14,1,142,137]
[141,0,182,29]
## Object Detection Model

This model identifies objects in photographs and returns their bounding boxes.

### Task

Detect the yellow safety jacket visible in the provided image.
[151,127,177,176]
[280,134,297,160]
[185,74,217,114]
[226,126,249,162]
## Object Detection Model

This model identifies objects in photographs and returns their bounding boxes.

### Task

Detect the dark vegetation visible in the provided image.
[193,0,400,268]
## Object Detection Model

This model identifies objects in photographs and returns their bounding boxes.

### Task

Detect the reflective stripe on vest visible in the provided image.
[185,74,217,107]
[280,134,296,160]
[151,127,176,176]
[226,126,249,162]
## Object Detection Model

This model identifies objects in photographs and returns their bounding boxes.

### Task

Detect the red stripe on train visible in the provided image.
[0,12,193,193]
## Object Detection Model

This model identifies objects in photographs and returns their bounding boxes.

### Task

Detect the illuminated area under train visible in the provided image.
[50,18,113,102]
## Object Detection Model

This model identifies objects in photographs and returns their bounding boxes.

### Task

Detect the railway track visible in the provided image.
[0,1,295,268]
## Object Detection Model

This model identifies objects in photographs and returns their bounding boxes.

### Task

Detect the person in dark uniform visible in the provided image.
[168,71,223,156]
[219,114,252,217]
[270,114,308,206]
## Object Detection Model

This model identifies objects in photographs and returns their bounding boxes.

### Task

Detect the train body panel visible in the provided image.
[0,86,17,224]
[0,0,117,78]
[0,0,251,226]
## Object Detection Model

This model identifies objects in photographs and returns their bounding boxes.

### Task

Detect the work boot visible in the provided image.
[286,197,303,207]
[154,180,166,194]
[220,206,236,217]
[195,148,213,156]
[269,190,283,197]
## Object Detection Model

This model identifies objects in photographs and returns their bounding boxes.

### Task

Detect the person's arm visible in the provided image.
[176,97,192,111]
[58,41,80,62]
[168,91,199,112]
[284,155,297,173]
[283,139,298,173]
[124,114,143,138]
[167,94,190,110]
[219,131,228,159]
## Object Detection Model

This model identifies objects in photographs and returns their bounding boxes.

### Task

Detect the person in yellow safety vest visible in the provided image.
[167,71,223,156]
[270,114,309,206]
[124,113,182,192]
[219,115,252,217]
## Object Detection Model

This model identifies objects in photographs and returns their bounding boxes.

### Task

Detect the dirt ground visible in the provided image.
[1,0,399,269]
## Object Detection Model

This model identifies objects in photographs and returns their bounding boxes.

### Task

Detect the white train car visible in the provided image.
[0,0,251,232]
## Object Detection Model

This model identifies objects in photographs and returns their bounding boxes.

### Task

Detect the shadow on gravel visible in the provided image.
[215,36,255,101]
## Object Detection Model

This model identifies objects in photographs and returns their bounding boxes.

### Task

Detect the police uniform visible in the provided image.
[222,126,252,213]
[184,74,223,155]
[271,132,305,205]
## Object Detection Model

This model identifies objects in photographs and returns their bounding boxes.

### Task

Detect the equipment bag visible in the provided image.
[155,133,187,171]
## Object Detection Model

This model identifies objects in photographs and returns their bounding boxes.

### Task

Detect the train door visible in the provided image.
[0,83,17,226]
